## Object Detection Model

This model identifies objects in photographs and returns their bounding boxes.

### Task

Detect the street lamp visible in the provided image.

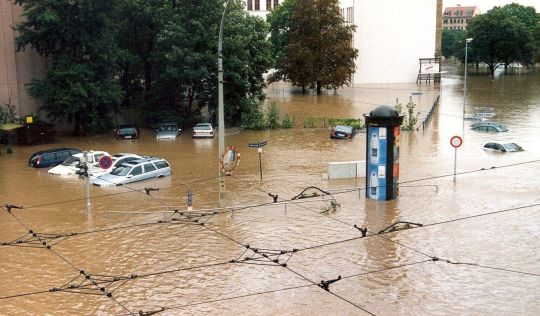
[462,37,473,132]
[218,0,230,207]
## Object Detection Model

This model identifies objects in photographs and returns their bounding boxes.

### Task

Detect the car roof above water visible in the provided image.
[31,147,79,156]
[121,157,165,166]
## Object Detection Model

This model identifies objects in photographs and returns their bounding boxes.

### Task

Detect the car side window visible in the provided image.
[130,166,143,176]
[58,151,71,161]
[94,154,104,162]
[43,153,57,161]
[485,143,495,149]
[154,161,169,169]
[144,163,157,173]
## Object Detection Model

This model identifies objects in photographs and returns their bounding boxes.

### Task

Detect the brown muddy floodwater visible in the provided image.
[1,64,539,315]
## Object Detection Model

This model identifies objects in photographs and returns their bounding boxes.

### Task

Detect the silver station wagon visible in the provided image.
[91,157,171,187]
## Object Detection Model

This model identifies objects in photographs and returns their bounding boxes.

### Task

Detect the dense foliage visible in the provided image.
[460,3,540,76]
[441,29,465,59]
[14,0,272,134]
[268,0,358,94]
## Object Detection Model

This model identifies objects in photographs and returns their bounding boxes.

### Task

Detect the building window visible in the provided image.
[266,0,271,10]
[274,0,279,8]
[247,0,252,10]
[255,0,259,10]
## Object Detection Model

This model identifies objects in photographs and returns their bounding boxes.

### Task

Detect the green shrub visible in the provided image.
[281,115,294,128]
[266,101,281,129]
[241,99,268,130]
[328,117,364,129]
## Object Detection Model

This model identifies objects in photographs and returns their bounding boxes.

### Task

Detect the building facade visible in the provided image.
[245,0,282,19]
[0,1,47,118]
[340,0,440,84]
[442,4,480,30]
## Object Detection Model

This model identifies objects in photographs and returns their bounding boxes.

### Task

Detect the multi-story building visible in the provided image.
[245,0,282,18]
[442,4,480,30]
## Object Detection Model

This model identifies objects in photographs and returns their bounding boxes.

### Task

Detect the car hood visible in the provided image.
[90,174,123,187]
[48,165,78,175]
[156,131,178,138]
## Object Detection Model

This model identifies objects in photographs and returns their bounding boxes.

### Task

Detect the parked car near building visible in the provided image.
[470,122,508,132]
[28,148,80,168]
[483,142,523,152]
[330,125,356,139]
[48,151,109,175]
[91,157,171,187]
[156,123,181,140]
[115,124,139,140]
[192,123,214,138]
[88,153,142,177]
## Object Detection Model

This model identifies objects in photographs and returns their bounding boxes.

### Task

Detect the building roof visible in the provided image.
[443,5,478,17]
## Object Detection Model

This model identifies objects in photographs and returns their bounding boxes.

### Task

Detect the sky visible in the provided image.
[442,0,540,13]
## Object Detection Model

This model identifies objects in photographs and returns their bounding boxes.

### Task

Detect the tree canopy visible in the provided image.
[463,3,539,76]
[14,0,272,133]
[268,0,357,94]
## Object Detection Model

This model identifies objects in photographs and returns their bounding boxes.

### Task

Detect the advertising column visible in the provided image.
[364,106,404,201]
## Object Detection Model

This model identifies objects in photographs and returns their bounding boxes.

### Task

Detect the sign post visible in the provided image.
[188,190,193,212]
[249,141,268,180]
[83,152,92,213]
[450,136,463,181]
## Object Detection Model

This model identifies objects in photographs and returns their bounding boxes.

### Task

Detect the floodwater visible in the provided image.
[1,64,539,315]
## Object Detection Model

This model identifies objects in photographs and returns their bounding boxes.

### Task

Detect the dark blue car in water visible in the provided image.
[28,148,80,168]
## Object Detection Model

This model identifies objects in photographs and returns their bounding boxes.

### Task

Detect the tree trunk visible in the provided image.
[489,64,495,77]
[316,81,321,95]
[302,85,306,94]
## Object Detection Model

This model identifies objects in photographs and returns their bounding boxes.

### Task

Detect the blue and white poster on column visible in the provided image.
[367,126,387,201]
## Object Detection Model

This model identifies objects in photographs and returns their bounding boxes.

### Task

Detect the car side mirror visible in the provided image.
[126,174,133,178]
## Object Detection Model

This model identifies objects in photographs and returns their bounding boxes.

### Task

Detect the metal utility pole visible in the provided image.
[218,0,230,207]
[83,151,92,212]
[462,38,473,133]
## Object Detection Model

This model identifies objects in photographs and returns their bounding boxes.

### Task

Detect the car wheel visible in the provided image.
[157,175,164,178]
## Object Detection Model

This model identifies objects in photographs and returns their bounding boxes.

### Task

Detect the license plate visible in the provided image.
[125,135,132,139]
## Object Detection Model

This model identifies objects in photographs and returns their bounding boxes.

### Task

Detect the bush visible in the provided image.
[266,101,281,129]
[328,117,364,129]
[281,115,294,128]
[241,99,267,130]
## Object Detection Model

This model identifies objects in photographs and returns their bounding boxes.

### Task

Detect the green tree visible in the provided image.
[270,0,357,95]
[441,29,464,58]
[267,0,296,66]
[14,0,122,135]
[464,4,539,76]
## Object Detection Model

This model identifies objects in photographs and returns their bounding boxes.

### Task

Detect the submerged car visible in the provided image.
[483,142,523,152]
[48,151,109,175]
[471,122,508,132]
[115,124,139,140]
[91,157,171,187]
[88,153,142,177]
[28,148,81,168]
[331,125,356,139]
[193,123,214,138]
[156,123,181,140]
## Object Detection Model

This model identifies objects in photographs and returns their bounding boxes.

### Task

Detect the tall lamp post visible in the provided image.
[218,0,230,207]
[462,38,473,132]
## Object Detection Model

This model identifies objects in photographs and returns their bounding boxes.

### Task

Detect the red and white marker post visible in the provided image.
[450,136,463,181]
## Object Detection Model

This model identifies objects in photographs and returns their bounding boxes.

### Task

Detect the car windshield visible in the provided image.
[62,156,81,166]
[159,125,177,131]
[334,126,352,133]
[110,165,131,176]
[194,124,211,131]
[504,143,522,152]
[119,127,136,135]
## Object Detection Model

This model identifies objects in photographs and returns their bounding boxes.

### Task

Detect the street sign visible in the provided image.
[98,155,113,169]
[248,140,268,148]
[450,136,463,148]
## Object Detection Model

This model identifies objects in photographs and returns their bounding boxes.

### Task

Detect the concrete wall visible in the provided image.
[340,0,437,84]
[0,1,47,117]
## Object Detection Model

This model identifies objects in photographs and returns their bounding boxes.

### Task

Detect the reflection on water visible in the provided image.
[0,65,539,315]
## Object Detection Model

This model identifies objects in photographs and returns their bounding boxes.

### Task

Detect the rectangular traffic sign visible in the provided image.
[249,143,260,148]
[259,141,268,147]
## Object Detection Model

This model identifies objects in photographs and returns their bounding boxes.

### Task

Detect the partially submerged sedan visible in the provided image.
[471,122,508,132]
[48,151,109,175]
[156,123,181,140]
[91,157,171,187]
[330,125,356,139]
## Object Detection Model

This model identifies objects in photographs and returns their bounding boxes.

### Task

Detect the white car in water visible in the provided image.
[91,157,172,187]
[88,153,142,177]
[48,151,109,175]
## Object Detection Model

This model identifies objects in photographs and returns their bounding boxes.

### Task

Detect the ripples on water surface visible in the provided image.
[0,65,539,315]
